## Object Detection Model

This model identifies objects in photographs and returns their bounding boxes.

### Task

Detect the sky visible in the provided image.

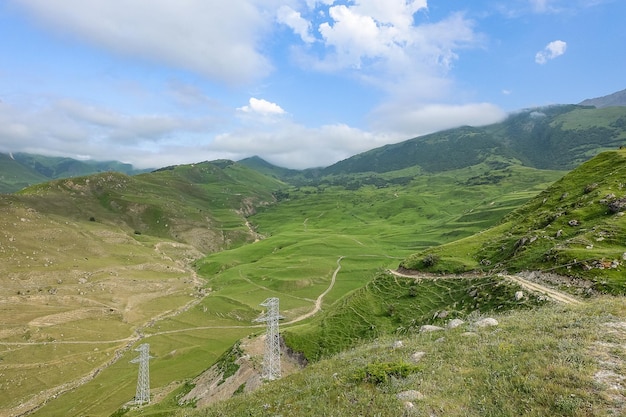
[0,0,624,170]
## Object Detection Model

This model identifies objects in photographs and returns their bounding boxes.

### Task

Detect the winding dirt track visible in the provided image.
[284,256,343,324]
[498,273,582,305]
[388,269,582,305]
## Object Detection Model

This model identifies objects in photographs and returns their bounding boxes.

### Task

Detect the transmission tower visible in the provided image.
[254,297,283,380]
[130,343,153,405]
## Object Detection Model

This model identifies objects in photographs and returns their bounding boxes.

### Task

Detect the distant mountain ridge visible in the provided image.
[0,152,148,193]
[242,104,626,179]
[579,88,626,108]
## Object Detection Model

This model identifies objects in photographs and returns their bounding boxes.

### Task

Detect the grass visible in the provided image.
[282,271,547,361]
[0,159,567,415]
[400,150,626,294]
[184,297,626,417]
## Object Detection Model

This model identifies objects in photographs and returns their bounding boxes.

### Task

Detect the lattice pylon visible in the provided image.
[130,343,153,405]
[254,297,283,380]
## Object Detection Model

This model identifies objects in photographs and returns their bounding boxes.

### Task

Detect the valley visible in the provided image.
[0,104,625,416]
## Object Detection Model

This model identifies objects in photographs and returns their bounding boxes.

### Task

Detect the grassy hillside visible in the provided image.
[0,152,148,193]
[283,271,547,362]
[17,160,282,252]
[0,153,48,193]
[401,149,626,294]
[185,297,626,417]
[0,161,283,416]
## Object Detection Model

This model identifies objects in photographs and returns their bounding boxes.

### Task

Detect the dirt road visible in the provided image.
[389,269,582,305]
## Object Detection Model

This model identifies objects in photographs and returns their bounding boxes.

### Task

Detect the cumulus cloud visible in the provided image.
[238,98,286,115]
[287,2,482,108]
[12,0,280,85]
[535,40,567,64]
[277,5,315,43]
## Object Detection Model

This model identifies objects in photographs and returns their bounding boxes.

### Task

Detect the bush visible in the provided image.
[352,362,421,384]
[422,253,440,268]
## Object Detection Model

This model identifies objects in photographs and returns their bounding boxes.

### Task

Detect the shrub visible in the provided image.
[422,253,440,268]
[352,362,421,384]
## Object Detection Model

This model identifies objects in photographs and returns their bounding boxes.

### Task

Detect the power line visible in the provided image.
[130,343,153,405]
[254,297,283,381]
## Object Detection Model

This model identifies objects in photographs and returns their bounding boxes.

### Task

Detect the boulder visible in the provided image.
[475,318,499,328]
[447,318,465,329]
[410,351,426,363]
[419,325,445,333]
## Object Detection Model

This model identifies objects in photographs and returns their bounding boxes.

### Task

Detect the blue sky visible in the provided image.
[0,0,624,169]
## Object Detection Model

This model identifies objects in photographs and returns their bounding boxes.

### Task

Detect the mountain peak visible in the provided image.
[578,88,626,108]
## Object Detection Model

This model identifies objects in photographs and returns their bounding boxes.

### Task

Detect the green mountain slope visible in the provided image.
[0,153,48,193]
[0,160,285,416]
[579,87,626,108]
[16,160,282,252]
[185,297,626,417]
[0,152,148,193]
[401,149,626,294]
[321,105,626,176]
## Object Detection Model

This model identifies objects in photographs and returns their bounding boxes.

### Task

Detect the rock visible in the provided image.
[608,197,626,213]
[584,183,598,194]
[410,351,426,363]
[556,229,563,238]
[474,318,499,328]
[403,401,415,410]
[514,291,524,301]
[392,340,404,349]
[447,318,465,329]
[419,325,445,333]
[568,219,580,227]
[397,390,424,401]
[436,310,448,319]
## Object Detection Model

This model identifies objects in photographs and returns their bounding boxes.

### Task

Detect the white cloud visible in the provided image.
[0,93,508,170]
[313,0,434,71]
[238,98,286,115]
[211,122,392,169]
[0,98,217,167]
[291,3,481,106]
[535,40,567,64]
[370,102,507,138]
[12,0,282,85]
[277,5,315,43]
